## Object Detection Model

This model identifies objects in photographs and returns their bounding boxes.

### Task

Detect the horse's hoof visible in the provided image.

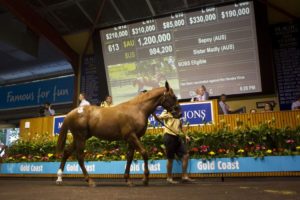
[88,180,96,187]
[142,179,149,186]
[56,180,63,185]
[127,181,135,187]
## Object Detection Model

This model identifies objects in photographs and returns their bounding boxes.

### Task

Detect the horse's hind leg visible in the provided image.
[75,138,95,187]
[56,142,76,184]
[124,144,135,186]
[128,134,149,186]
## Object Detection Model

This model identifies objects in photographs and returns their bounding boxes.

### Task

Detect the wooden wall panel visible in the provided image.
[19,110,300,138]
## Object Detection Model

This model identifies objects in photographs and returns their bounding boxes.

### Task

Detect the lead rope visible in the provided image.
[152,113,180,135]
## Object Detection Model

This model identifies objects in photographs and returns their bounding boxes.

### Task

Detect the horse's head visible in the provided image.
[160,81,182,118]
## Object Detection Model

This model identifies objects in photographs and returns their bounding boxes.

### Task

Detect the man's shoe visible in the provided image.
[182,177,195,183]
[166,178,179,184]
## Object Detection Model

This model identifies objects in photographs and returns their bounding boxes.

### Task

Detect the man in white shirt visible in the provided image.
[78,93,90,107]
[44,102,55,116]
[218,94,230,114]
[291,96,300,110]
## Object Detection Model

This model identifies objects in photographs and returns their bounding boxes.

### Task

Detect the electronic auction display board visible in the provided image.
[100,1,261,104]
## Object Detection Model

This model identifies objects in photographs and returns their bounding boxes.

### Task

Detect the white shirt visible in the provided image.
[219,101,230,114]
[79,99,90,107]
[291,100,300,110]
[44,108,55,116]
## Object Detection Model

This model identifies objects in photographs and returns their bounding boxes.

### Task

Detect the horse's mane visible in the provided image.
[118,87,165,106]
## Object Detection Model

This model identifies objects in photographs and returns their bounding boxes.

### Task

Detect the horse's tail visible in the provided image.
[56,117,69,153]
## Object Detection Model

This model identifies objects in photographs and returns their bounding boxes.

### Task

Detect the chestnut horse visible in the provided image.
[56,82,181,186]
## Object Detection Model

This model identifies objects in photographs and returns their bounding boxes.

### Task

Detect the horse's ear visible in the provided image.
[165,81,170,91]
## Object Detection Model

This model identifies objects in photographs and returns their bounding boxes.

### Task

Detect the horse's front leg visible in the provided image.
[76,138,96,187]
[124,144,135,186]
[128,134,149,186]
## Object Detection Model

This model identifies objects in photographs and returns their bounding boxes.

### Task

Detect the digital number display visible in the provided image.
[100,1,262,104]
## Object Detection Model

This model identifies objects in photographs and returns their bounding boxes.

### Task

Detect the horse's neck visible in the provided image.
[138,87,165,116]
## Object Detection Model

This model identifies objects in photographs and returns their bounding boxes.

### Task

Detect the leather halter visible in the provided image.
[160,91,179,116]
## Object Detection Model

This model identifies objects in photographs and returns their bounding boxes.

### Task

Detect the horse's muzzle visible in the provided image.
[171,110,182,119]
